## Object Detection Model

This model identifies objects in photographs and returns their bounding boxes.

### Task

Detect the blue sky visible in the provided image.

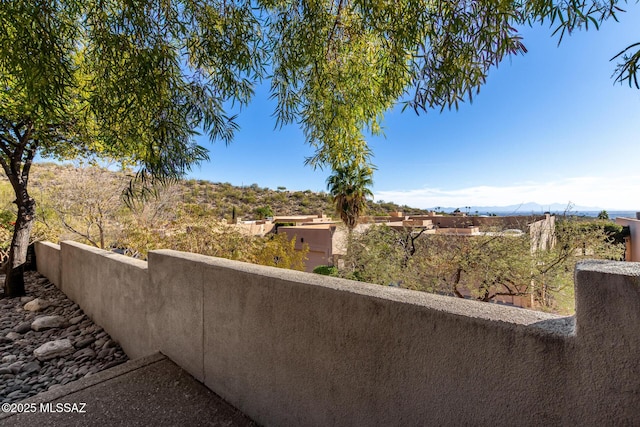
[190,6,640,211]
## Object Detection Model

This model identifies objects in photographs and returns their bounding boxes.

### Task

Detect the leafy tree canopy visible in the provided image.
[1,0,635,177]
[0,0,635,295]
[0,0,634,185]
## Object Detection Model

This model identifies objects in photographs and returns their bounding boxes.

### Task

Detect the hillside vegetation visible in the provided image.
[10,163,427,221]
[0,163,427,269]
[0,163,626,314]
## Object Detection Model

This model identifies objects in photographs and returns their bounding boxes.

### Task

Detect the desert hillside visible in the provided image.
[2,162,429,221]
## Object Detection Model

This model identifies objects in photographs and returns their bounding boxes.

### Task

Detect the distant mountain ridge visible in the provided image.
[432,202,604,214]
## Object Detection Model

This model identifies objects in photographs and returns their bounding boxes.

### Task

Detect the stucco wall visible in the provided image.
[34,241,640,426]
[34,241,61,287]
[616,216,640,261]
[278,226,335,271]
[59,242,154,360]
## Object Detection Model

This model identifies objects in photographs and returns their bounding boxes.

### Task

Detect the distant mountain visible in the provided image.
[433,202,604,215]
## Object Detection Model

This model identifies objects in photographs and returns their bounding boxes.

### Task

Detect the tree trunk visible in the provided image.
[453,267,464,298]
[3,186,36,297]
[0,120,38,297]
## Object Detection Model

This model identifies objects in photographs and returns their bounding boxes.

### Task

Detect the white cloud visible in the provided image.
[374,176,640,211]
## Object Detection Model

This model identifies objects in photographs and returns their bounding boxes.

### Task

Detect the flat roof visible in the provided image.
[278,223,337,230]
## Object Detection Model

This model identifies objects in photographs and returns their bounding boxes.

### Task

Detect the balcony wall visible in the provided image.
[35,241,640,426]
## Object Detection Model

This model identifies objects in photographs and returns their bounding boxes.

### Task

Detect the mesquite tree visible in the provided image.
[0,1,262,296]
[0,0,634,297]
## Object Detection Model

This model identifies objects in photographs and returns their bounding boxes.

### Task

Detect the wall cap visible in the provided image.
[150,248,570,336]
[576,259,640,276]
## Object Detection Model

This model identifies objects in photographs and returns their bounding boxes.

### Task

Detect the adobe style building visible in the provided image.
[277,224,341,271]
[277,212,556,275]
[616,213,640,261]
[277,221,370,273]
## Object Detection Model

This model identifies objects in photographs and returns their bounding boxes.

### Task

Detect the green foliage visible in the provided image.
[26,0,608,179]
[116,213,307,271]
[341,225,406,285]
[0,210,14,229]
[253,233,308,271]
[0,0,266,293]
[326,163,374,230]
[597,210,609,220]
[612,41,640,89]
[255,205,274,219]
[0,209,15,259]
[0,1,266,183]
[554,218,625,260]
[23,163,345,223]
[0,0,633,291]
[266,0,636,173]
[340,217,625,314]
[313,265,339,276]
[1,1,633,182]
[0,163,315,270]
[243,193,258,205]
[605,222,628,245]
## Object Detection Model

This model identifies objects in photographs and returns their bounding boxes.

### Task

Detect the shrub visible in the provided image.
[313,265,338,276]
[255,205,274,219]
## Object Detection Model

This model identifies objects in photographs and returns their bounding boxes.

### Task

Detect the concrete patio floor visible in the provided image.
[0,353,257,427]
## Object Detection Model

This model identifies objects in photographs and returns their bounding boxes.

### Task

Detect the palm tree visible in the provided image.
[326,164,374,230]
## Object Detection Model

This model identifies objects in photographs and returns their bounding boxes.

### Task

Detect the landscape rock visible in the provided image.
[69,315,84,325]
[31,315,67,331]
[34,339,74,361]
[73,348,96,360]
[2,355,17,364]
[24,298,50,312]
[1,271,129,405]
[21,361,40,374]
[7,390,23,399]
[74,337,94,348]
[8,362,23,374]
[14,322,32,334]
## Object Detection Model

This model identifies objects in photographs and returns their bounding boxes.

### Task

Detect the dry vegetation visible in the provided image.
[0,163,427,269]
[12,163,427,221]
[0,163,625,314]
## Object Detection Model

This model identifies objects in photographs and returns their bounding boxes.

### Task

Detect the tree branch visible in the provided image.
[326,0,345,60]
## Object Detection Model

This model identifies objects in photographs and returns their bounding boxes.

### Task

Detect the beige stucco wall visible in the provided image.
[278,226,335,272]
[529,214,556,251]
[58,242,155,361]
[234,221,275,236]
[616,216,640,261]
[35,241,640,426]
[34,241,61,286]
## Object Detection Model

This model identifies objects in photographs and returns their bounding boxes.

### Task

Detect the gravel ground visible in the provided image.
[0,271,128,404]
